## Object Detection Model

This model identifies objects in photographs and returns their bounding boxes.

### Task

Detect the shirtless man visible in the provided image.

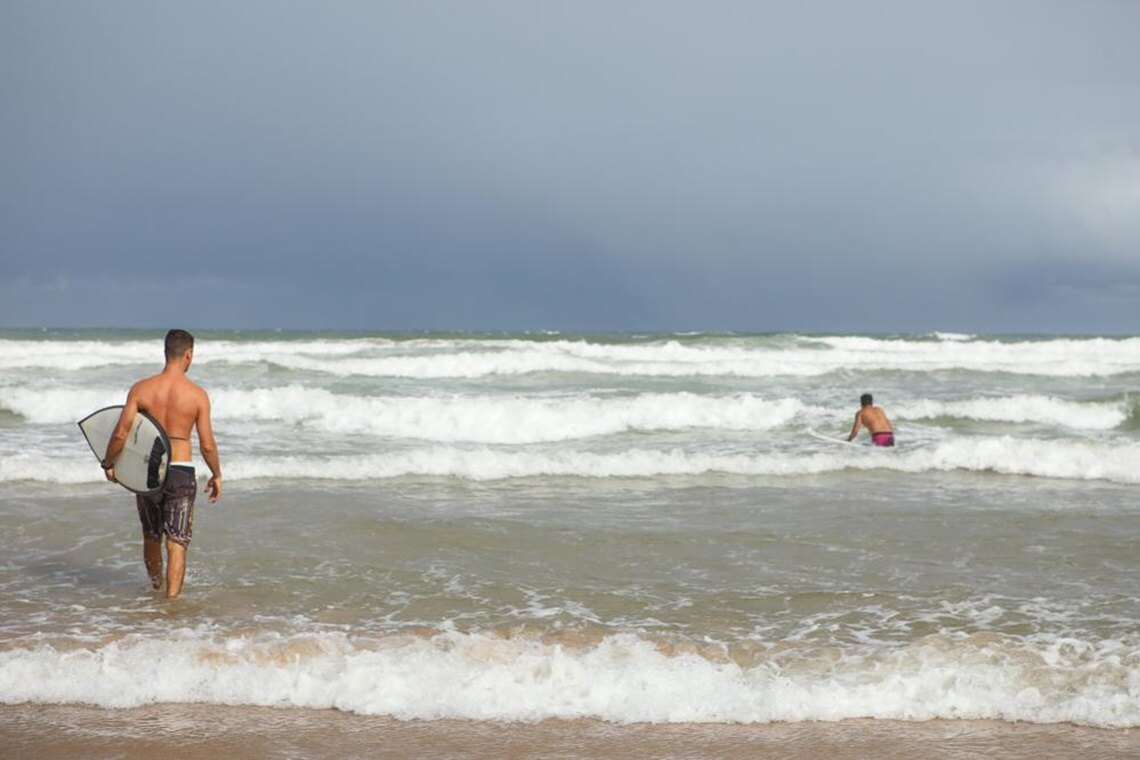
[102,329,222,598]
[848,393,895,447]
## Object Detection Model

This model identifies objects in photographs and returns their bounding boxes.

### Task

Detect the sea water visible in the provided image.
[1,330,1138,728]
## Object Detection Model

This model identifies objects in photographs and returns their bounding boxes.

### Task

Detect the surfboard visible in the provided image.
[808,428,852,445]
[78,406,171,495]
[809,428,898,449]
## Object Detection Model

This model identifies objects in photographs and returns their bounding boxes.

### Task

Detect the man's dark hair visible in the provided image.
[860,393,873,407]
[165,329,195,360]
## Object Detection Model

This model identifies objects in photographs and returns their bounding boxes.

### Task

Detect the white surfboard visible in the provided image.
[78,406,171,495]
[808,428,852,445]
[809,428,898,449]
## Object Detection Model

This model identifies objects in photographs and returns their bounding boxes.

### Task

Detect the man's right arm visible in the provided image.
[197,391,223,502]
[103,384,142,480]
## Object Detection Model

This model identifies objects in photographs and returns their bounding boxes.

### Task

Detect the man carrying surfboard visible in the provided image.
[101,329,222,598]
[848,393,895,446]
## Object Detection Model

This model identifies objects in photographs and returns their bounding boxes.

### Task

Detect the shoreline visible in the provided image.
[3,704,1138,759]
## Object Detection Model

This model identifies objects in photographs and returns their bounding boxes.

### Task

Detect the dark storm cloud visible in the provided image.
[2,2,1139,331]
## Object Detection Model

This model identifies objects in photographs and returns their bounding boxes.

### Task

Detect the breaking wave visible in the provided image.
[2,629,1136,726]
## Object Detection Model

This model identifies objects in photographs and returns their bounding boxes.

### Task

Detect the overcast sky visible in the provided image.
[3,1,1139,333]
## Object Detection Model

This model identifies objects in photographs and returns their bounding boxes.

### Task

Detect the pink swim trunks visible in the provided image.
[871,432,895,447]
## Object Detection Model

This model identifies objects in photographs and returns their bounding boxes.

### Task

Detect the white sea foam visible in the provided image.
[1,385,812,440]
[799,335,1140,378]
[212,389,811,443]
[4,335,1140,377]
[894,395,1128,430]
[4,383,1129,437]
[0,337,381,373]
[0,387,124,424]
[7,437,1138,485]
[1,630,1137,726]
[262,337,1140,378]
[221,438,1140,484]
[0,339,157,371]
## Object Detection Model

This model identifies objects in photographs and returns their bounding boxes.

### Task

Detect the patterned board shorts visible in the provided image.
[136,465,196,546]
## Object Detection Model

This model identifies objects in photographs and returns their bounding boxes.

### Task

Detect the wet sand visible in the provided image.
[3,704,1138,759]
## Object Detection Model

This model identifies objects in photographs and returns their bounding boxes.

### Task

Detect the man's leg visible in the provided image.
[165,538,187,599]
[161,467,196,599]
[143,534,163,590]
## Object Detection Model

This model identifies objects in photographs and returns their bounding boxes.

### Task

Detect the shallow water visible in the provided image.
[1,331,1138,728]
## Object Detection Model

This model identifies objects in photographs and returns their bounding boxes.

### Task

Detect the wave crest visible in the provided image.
[2,629,1136,726]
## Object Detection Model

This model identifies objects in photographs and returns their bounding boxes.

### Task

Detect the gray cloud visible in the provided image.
[3,1,1139,332]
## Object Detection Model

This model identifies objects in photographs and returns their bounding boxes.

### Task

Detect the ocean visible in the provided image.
[2,330,1139,756]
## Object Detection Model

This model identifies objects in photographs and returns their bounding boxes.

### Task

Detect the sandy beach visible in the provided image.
[4,704,1139,759]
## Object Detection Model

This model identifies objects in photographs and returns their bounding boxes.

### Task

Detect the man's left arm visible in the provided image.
[196,392,223,503]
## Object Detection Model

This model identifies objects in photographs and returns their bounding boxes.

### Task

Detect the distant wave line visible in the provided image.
[4,335,1140,377]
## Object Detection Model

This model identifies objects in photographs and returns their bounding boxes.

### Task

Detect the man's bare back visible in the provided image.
[848,393,894,446]
[126,371,212,464]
